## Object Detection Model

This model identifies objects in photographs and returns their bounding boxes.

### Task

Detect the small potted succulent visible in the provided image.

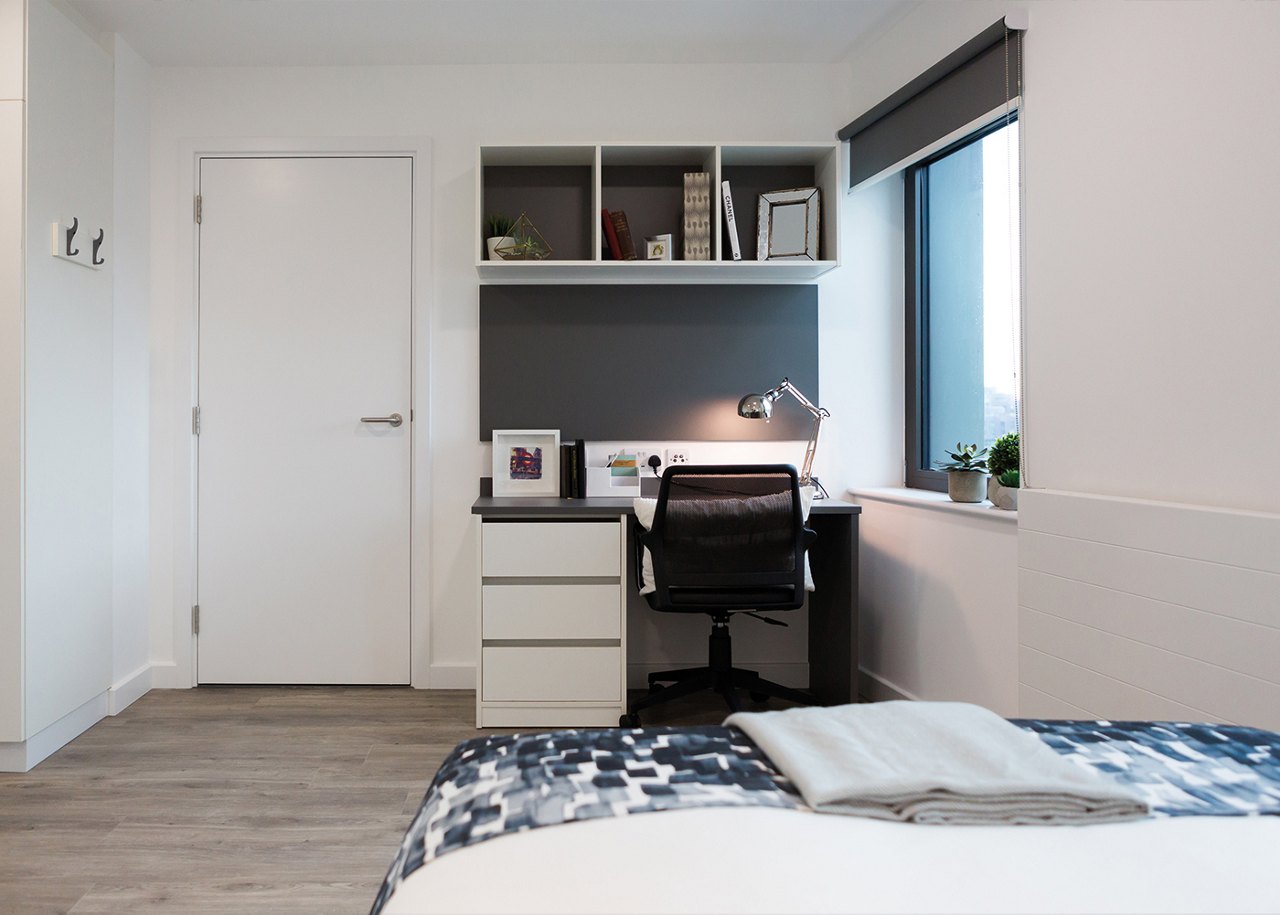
[484,213,515,261]
[934,442,989,503]
[986,432,1019,510]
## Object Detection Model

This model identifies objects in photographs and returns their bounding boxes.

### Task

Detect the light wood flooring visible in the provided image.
[0,686,735,914]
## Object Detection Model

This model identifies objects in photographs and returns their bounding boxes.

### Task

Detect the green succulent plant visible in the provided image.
[988,432,1020,481]
[998,469,1020,488]
[484,213,515,238]
[934,442,988,473]
[510,236,546,257]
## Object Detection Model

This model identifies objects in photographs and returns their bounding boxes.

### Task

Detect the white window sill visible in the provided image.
[850,486,1018,525]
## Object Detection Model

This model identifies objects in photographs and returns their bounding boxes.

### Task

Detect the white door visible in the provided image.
[197,156,412,684]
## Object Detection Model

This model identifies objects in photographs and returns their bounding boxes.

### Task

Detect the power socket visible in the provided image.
[665,448,691,465]
[631,445,664,477]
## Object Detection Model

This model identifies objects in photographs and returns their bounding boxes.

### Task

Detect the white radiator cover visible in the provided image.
[1017,489,1280,730]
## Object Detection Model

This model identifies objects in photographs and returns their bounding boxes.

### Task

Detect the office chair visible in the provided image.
[621,464,817,726]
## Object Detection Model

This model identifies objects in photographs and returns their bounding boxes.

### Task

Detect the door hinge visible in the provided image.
[192,603,200,635]
[192,405,201,435]
[194,194,202,224]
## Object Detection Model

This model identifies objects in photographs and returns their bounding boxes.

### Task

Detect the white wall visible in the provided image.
[146,62,852,687]
[854,492,1019,714]
[22,0,114,733]
[110,34,150,702]
[836,0,1280,713]
[850,0,1280,512]
[817,166,905,497]
[1020,2,1280,511]
[0,0,27,742]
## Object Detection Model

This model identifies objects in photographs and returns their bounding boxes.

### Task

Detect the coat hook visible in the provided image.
[92,229,105,266]
[65,217,79,257]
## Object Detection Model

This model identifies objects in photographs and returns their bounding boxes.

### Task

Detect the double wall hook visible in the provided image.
[64,217,79,257]
[91,228,105,266]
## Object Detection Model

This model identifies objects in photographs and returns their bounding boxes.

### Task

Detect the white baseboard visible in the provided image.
[858,668,920,703]
[0,691,108,772]
[107,664,153,715]
[628,662,809,691]
[428,662,476,689]
[148,660,190,689]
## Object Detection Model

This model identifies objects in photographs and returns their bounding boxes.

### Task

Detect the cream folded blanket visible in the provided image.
[725,701,1150,825]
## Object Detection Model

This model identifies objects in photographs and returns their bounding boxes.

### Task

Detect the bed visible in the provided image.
[372,717,1280,914]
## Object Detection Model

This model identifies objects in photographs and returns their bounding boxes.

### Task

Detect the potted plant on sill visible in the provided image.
[987,432,1019,510]
[484,213,515,261]
[934,442,989,503]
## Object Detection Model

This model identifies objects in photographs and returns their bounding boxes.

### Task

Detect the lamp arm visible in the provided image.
[772,378,829,487]
[777,378,824,418]
[800,408,827,486]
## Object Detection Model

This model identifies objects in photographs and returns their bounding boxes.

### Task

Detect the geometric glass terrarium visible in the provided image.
[494,212,553,260]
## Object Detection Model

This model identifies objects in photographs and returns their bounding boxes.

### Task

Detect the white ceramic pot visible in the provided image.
[947,470,987,503]
[987,475,1019,511]
[485,236,513,260]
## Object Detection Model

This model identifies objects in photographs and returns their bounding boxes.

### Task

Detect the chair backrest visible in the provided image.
[643,464,813,611]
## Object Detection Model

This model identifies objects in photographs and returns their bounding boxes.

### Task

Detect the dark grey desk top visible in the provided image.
[472,496,861,517]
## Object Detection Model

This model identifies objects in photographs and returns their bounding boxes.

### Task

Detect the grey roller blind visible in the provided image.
[839,19,1024,190]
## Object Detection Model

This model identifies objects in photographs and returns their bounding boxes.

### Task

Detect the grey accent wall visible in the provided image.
[480,285,818,441]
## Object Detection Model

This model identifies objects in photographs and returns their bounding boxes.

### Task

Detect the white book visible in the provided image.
[722,180,742,261]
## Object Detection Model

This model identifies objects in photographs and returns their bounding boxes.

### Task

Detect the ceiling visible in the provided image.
[66,0,911,67]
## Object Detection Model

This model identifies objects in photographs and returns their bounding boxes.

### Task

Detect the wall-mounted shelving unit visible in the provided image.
[476,142,841,283]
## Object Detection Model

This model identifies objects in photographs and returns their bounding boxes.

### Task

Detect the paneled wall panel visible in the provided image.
[1018,490,1280,730]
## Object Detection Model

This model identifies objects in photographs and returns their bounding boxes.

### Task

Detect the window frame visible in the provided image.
[904,113,1018,491]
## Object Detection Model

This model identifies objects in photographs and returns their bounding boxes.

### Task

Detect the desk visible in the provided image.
[472,496,860,727]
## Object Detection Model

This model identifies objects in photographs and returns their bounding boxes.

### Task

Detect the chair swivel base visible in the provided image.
[619,665,815,727]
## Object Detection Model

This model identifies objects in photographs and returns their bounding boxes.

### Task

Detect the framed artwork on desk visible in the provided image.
[492,429,560,497]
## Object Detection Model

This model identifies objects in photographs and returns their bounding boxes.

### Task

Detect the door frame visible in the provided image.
[163,137,433,689]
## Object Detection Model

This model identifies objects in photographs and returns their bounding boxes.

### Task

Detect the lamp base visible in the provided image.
[804,476,830,500]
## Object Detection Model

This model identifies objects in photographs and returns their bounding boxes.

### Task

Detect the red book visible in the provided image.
[609,210,637,260]
[601,208,622,260]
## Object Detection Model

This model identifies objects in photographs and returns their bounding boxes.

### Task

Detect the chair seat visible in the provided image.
[647,586,801,611]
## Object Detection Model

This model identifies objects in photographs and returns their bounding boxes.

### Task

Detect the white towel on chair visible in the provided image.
[725,701,1149,825]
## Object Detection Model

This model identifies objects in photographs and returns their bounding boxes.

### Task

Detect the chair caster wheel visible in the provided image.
[749,692,768,703]
[619,714,640,728]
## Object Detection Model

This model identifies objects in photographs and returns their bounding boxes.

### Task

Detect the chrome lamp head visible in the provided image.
[736,377,829,497]
[736,390,777,421]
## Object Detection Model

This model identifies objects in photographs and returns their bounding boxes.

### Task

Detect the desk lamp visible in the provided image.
[737,377,830,498]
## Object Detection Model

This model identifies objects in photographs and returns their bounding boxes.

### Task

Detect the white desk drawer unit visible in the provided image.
[482,647,622,702]
[478,517,627,728]
[482,584,621,640]
[481,521,620,578]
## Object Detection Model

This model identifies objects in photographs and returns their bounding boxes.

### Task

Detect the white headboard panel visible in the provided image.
[1017,490,1280,729]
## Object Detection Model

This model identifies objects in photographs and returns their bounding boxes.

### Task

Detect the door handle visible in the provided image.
[361,413,404,428]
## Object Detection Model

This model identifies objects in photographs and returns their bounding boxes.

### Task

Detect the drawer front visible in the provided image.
[481,646,621,702]
[482,521,620,578]
[482,584,621,640]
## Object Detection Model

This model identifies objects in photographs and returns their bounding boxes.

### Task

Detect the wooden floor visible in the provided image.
[0,686,738,914]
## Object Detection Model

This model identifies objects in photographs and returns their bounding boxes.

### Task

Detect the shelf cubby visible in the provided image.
[600,145,715,261]
[476,142,840,282]
[479,146,595,262]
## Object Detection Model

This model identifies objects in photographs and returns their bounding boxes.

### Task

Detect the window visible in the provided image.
[905,116,1021,490]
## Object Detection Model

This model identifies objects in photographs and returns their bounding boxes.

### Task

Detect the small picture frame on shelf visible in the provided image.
[644,234,673,261]
[492,429,560,497]
[757,187,820,261]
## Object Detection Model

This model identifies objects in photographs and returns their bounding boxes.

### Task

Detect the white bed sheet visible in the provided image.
[383,806,1280,914]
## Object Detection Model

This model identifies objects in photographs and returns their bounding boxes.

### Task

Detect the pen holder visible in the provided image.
[586,467,640,498]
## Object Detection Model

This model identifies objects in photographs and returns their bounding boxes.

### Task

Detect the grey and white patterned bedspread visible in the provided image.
[371,720,1280,914]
